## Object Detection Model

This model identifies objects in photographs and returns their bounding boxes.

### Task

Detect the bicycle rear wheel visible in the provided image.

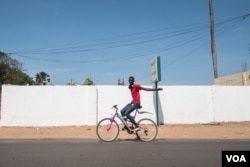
[136,118,158,142]
[96,118,119,142]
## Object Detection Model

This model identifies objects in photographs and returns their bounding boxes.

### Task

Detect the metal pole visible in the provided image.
[155,81,159,126]
[209,0,218,79]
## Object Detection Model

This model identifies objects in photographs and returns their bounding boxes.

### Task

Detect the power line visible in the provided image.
[9,13,250,64]
[10,25,207,55]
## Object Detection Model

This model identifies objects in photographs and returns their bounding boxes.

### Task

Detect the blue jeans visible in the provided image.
[120,102,140,125]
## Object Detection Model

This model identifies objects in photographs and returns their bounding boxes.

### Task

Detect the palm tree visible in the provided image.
[35,71,50,85]
[83,77,94,85]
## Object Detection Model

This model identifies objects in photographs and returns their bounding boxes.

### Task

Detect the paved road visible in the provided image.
[0,139,249,167]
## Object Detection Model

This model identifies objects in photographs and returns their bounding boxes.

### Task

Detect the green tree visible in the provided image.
[83,77,94,85]
[35,71,50,85]
[0,51,35,85]
[117,78,125,85]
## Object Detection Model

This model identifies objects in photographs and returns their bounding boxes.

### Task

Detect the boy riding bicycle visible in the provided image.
[120,76,163,132]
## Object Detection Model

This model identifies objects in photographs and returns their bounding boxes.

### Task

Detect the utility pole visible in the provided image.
[209,0,218,79]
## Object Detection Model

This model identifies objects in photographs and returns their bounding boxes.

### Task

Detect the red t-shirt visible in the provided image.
[130,84,142,103]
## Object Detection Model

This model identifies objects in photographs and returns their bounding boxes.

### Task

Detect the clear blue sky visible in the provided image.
[1,0,249,85]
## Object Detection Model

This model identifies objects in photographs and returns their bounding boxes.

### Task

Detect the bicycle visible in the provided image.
[96,104,158,142]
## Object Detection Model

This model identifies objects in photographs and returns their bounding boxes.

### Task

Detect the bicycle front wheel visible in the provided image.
[96,118,119,142]
[136,118,158,142]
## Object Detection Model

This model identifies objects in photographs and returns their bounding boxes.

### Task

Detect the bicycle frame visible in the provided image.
[109,105,151,132]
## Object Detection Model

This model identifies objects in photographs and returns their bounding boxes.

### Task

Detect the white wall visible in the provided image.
[212,86,250,122]
[159,86,214,124]
[0,86,97,126]
[0,85,249,126]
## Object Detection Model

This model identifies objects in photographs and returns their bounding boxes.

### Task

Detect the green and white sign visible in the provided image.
[150,56,162,126]
[151,56,161,83]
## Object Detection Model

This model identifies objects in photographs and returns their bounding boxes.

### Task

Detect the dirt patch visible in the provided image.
[0,122,249,139]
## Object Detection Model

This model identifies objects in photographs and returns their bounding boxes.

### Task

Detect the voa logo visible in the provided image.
[226,155,246,163]
[222,151,250,167]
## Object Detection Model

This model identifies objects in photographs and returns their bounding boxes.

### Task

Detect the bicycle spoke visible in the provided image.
[136,118,158,142]
[96,118,119,142]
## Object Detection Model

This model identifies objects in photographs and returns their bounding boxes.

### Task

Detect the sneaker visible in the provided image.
[132,127,140,133]
[132,125,140,133]
[129,126,134,130]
